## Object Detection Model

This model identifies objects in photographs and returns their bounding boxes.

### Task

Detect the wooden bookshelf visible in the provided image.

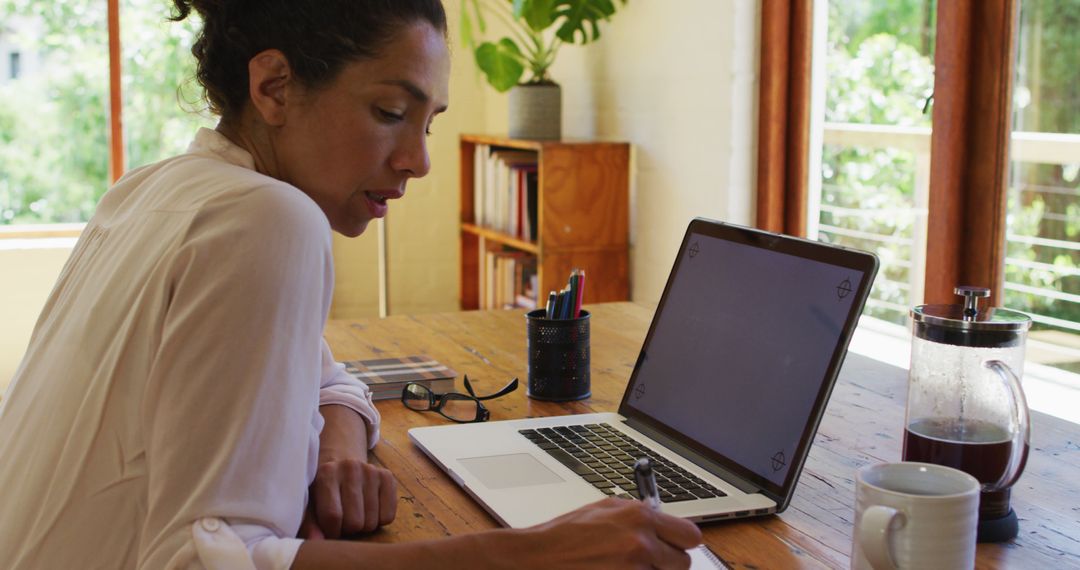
[459,134,630,310]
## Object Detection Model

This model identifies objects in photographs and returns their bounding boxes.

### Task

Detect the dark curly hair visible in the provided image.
[171,0,447,119]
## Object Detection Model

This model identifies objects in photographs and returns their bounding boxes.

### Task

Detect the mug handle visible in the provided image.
[984,360,1031,491]
[858,505,904,570]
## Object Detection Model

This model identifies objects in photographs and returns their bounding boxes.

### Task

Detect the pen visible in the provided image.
[573,269,585,318]
[633,457,662,511]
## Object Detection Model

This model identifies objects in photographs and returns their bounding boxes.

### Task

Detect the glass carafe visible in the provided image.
[903,286,1031,543]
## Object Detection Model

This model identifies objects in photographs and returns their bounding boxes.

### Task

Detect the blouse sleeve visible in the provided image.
[137,186,332,570]
[317,338,381,448]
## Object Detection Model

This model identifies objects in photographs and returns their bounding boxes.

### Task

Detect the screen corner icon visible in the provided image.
[770,451,787,472]
[836,278,852,301]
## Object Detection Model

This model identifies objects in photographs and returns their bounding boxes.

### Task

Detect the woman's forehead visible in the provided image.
[336,23,450,103]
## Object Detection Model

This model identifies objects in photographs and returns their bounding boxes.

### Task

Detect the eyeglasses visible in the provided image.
[401,375,519,423]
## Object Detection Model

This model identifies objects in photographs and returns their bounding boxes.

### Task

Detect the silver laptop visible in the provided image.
[409,218,879,528]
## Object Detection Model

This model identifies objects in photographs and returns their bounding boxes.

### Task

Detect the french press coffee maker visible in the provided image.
[903,286,1031,543]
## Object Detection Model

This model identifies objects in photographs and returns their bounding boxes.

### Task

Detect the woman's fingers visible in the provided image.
[529,498,704,569]
[654,509,704,551]
[312,462,344,538]
[339,460,369,535]
[308,460,399,538]
[377,467,398,527]
[360,462,381,533]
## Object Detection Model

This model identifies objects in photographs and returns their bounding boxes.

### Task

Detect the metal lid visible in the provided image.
[911,286,1031,347]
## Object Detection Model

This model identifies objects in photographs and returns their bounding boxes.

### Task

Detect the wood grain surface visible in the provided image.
[325,303,1080,569]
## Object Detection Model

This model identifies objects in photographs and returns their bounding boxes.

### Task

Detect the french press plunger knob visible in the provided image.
[954,286,990,320]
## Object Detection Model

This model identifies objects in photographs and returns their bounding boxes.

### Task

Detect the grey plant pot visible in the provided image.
[508,83,562,140]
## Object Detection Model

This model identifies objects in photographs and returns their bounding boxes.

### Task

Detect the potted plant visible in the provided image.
[462,0,627,140]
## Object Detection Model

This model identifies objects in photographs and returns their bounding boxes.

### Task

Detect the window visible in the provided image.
[1005,0,1080,373]
[759,1,1080,392]
[808,0,937,326]
[8,51,18,79]
[0,0,211,227]
[808,0,1080,374]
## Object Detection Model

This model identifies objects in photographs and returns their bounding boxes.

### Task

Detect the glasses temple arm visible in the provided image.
[474,378,519,401]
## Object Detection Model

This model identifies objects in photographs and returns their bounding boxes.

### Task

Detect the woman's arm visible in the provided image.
[299,405,398,539]
[138,185,336,568]
[292,498,703,570]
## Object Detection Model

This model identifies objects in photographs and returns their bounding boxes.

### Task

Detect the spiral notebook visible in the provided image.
[689,544,728,569]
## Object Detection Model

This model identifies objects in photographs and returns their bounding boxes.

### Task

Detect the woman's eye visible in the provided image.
[378,109,406,122]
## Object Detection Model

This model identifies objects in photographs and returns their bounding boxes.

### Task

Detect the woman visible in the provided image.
[0,1,701,568]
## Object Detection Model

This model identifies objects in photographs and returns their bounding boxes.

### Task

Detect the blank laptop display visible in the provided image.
[618,221,875,500]
[408,218,879,528]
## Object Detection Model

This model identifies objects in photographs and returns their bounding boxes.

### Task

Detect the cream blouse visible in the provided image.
[0,128,380,569]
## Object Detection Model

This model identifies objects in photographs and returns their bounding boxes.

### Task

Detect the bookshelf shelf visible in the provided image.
[461,223,540,254]
[459,134,630,310]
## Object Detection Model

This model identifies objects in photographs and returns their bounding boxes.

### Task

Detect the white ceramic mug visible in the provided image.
[851,462,979,570]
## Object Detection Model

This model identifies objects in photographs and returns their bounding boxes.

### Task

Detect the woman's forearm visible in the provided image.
[318,404,370,463]
[291,528,530,570]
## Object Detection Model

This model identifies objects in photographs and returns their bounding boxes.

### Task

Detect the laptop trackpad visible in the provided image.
[458,453,565,489]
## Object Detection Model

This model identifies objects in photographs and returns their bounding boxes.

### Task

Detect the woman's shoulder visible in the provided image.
[150,150,330,238]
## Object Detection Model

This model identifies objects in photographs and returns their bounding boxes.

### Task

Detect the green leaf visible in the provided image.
[518,0,558,32]
[475,39,526,92]
[553,0,621,44]
[459,0,488,51]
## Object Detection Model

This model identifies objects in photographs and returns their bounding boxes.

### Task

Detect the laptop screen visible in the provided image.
[619,219,877,501]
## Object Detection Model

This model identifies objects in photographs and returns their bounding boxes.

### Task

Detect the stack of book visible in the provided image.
[480,249,537,310]
[342,355,457,401]
[472,144,539,241]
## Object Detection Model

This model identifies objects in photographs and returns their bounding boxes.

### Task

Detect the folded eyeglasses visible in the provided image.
[401,374,518,423]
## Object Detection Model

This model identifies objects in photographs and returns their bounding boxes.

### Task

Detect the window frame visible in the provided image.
[108,0,124,183]
[756,0,1020,307]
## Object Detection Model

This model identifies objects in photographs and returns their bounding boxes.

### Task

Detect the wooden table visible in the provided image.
[325,303,1080,569]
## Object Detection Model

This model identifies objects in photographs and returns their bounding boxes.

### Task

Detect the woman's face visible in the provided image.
[273,22,450,237]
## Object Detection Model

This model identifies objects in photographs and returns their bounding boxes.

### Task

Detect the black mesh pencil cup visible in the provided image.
[525,309,590,401]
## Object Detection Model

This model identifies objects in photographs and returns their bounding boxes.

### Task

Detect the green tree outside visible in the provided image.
[0,0,211,225]
[820,0,935,324]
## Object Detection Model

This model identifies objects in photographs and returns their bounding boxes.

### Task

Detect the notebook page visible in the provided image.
[689,544,728,569]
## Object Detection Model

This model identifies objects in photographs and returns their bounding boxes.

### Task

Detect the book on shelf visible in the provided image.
[472,144,538,240]
[480,248,537,310]
[343,355,457,401]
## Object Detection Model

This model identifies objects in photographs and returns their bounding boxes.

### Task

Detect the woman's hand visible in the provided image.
[299,405,397,539]
[299,457,398,539]
[294,496,702,569]
[515,497,704,569]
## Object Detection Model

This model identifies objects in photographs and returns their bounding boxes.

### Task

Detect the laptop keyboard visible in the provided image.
[518,423,727,502]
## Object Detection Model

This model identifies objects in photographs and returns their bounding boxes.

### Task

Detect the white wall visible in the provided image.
[382,0,761,313]
[0,244,70,393]
[552,0,760,303]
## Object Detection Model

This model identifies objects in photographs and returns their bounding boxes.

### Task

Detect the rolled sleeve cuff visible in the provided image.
[319,383,381,448]
[189,518,302,570]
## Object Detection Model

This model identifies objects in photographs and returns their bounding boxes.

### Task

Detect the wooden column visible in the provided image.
[925,0,1019,305]
[756,0,813,237]
[107,0,125,182]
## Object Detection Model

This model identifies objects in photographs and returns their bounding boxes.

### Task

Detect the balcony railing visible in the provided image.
[813,122,1080,349]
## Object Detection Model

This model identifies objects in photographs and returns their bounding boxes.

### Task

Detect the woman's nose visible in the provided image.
[390,132,431,179]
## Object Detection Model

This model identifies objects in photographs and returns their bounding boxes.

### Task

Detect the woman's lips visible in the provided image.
[363,190,401,218]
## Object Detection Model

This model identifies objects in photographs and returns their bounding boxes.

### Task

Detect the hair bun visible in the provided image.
[170,0,227,22]
[173,0,447,119]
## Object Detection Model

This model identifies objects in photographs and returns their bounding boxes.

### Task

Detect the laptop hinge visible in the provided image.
[622,417,762,496]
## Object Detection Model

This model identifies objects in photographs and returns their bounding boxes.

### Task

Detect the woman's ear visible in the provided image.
[247,49,293,127]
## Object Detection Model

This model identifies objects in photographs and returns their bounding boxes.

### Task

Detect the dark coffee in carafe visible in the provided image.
[903,417,1029,519]
[906,286,1032,542]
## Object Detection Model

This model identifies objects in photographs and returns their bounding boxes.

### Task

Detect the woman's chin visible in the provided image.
[334,218,372,238]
